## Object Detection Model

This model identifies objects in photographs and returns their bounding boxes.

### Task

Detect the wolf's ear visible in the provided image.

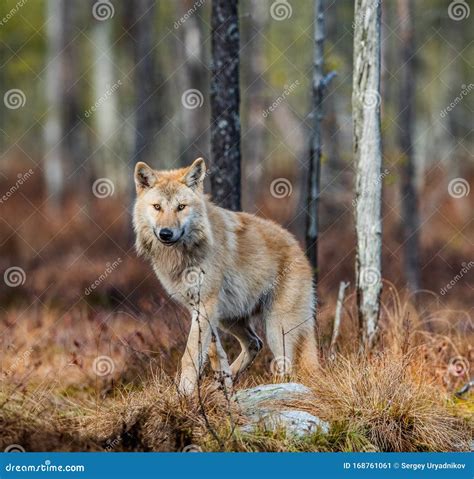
[134,162,157,192]
[183,157,206,190]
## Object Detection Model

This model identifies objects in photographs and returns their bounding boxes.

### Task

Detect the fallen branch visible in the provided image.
[329,281,349,357]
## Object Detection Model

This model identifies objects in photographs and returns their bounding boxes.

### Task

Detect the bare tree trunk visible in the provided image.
[62,1,89,197]
[353,0,383,348]
[131,0,161,167]
[397,0,421,294]
[242,0,267,211]
[210,0,241,211]
[91,16,123,190]
[43,0,65,209]
[306,0,336,283]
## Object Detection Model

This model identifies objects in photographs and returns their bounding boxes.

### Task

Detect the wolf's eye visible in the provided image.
[153,204,161,211]
[177,204,186,211]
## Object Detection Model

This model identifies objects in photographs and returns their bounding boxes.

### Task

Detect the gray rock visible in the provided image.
[233,383,329,438]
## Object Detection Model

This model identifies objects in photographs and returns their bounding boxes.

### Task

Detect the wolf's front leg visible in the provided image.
[178,306,214,395]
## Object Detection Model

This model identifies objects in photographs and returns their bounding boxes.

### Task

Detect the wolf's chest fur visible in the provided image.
[151,250,271,319]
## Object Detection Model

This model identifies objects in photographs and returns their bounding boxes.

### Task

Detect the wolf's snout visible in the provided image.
[159,228,174,242]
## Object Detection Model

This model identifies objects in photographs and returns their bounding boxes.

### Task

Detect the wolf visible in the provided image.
[133,158,317,394]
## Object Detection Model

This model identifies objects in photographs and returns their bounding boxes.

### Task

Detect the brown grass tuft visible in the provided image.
[80,373,245,452]
[297,353,471,452]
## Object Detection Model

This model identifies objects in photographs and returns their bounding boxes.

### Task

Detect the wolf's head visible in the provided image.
[133,158,209,252]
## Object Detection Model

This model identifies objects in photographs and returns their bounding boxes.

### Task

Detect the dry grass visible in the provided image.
[0,167,472,451]
[296,354,470,452]
[1,344,471,452]
[0,282,472,452]
[80,374,245,452]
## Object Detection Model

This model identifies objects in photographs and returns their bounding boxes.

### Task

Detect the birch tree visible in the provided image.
[306,0,336,283]
[352,0,383,347]
[242,0,267,210]
[210,0,241,211]
[397,0,421,294]
[43,0,64,209]
[91,15,118,184]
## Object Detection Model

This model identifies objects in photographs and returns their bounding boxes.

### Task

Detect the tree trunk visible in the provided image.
[306,0,335,284]
[91,18,118,185]
[397,0,421,294]
[210,0,241,211]
[352,0,383,348]
[131,0,161,167]
[43,0,65,209]
[62,1,89,197]
[242,0,267,211]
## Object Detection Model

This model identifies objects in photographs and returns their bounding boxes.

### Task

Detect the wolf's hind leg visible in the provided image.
[265,317,297,377]
[265,286,316,377]
[221,319,263,378]
[208,329,233,391]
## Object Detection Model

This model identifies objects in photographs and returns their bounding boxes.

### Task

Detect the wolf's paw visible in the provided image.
[178,374,197,396]
[211,371,233,394]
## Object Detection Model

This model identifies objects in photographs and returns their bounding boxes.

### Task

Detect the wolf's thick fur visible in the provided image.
[133,158,317,394]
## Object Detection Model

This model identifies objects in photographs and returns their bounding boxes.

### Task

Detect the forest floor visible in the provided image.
[0,162,473,452]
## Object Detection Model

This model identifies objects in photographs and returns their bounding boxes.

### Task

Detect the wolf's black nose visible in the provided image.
[159,228,173,241]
